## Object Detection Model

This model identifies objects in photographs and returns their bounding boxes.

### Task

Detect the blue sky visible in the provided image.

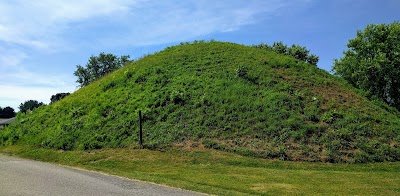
[0,0,399,110]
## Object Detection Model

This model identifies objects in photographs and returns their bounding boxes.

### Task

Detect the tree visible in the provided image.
[306,54,319,66]
[0,106,16,118]
[253,41,319,66]
[74,53,130,87]
[19,100,45,113]
[272,41,288,54]
[50,92,70,104]
[287,44,309,62]
[332,22,400,109]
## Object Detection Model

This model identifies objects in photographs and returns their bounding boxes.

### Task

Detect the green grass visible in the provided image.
[1,41,400,163]
[1,145,399,195]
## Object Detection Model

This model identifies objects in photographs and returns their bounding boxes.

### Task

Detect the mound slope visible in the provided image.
[1,41,400,163]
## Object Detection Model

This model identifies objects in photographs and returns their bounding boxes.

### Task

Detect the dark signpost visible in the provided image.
[139,110,143,148]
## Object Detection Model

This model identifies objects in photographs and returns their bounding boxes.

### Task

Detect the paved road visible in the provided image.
[0,155,204,196]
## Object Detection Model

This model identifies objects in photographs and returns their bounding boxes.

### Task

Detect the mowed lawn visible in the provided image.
[1,145,399,195]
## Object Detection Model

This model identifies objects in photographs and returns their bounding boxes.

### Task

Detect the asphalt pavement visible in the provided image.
[0,155,204,196]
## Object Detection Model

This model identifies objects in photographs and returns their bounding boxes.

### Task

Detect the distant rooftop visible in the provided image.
[0,117,16,125]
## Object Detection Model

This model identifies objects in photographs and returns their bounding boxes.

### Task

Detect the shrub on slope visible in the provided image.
[1,41,399,163]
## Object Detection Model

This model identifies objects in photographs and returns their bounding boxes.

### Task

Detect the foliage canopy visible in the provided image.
[74,53,130,87]
[253,41,319,66]
[18,100,45,113]
[50,93,70,104]
[0,106,16,118]
[333,22,400,110]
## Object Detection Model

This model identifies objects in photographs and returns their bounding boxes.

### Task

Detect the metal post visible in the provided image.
[139,110,143,148]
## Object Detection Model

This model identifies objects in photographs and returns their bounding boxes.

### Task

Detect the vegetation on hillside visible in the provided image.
[1,41,400,163]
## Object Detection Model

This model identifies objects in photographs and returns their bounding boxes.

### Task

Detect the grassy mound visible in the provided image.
[1,41,400,163]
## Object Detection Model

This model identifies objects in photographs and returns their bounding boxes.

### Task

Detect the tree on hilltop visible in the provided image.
[253,41,319,66]
[74,53,130,87]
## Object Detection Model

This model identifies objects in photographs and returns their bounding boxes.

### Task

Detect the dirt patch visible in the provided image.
[174,140,206,151]
[312,85,364,110]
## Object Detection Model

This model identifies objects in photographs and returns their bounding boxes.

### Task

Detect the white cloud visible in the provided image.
[0,0,311,50]
[103,0,294,46]
[0,0,314,110]
[1,64,76,110]
[0,0,142,50]
[2,69,74,88]
[0,0,140,110]
[0,84,75,110]
[0,47,27,69]
[0,70,76,110]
